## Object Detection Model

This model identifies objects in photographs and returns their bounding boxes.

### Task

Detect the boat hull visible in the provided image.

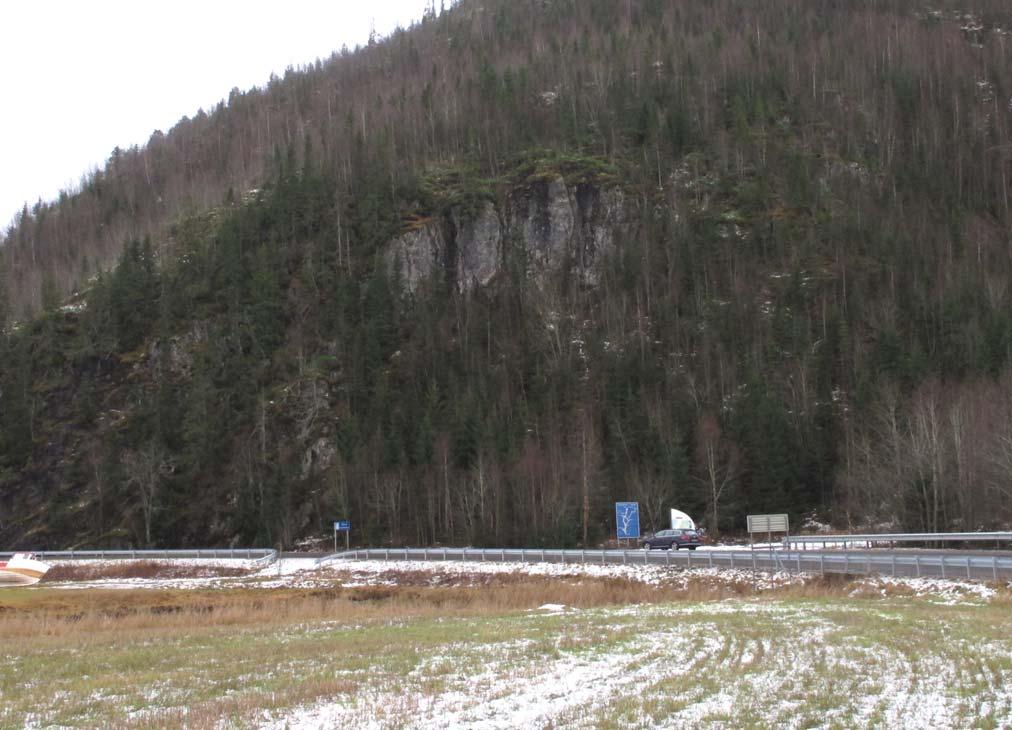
[0,555,50,587]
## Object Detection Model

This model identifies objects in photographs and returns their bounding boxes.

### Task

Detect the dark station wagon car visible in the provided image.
[640,529,702,550]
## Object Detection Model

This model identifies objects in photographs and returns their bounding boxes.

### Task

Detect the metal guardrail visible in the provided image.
[0,548,279,566]
[785,532,1012,548]
[318,547,1012,581]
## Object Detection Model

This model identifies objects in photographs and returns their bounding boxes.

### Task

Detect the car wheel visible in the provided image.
[688,546,697,551]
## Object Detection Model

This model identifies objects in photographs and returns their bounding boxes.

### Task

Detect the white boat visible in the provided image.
[670,509,697,531]
[0,553,51,586]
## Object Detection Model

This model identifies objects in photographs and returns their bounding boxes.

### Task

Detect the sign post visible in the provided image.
[615,502,641,546]
[334,520,351,552]
[746,513,790,585]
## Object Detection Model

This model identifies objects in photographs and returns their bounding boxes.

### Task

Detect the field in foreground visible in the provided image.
[2,564,1011,728]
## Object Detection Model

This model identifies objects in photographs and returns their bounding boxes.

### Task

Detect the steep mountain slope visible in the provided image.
[1,0,1012,549]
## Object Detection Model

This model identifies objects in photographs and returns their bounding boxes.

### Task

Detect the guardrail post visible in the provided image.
[521,549,525,563]
[966,557,971,580]
[844,554,849,574]
[866,554,871,576]
[541,550,546,563]
[820,554,825,576]
[581,549,586,564]
[798,553,802,574]
[730,553,735,569]
[623,551,627,565]
[940,557,946,580]
[891,554,896,577]
[994,556,999,582]
[443,548,448,561]
[561,550,565,565]
[665,550,669,566]
[915,556,921,578]
[708,553,713,568]
[687,550,692,569]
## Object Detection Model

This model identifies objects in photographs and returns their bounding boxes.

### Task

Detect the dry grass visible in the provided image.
[0,579,679,639]
[140,678,364,730]
[43,561,252,582]
[2,572,1011,729]
[0,573,883,640]
[5,570,1000,646]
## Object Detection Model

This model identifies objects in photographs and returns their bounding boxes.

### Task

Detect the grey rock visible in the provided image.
[454,201,502,289]
[146,322,208,377]
[575,185,628,285]
[518,176,575,273]
[301,437,337,480]
[384,178,632,294]
[387,223,445,293]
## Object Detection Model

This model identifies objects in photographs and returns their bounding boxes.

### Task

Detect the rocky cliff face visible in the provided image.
[387,177,631,292]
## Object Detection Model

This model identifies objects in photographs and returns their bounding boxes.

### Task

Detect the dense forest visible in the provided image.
[2,0,1012,549]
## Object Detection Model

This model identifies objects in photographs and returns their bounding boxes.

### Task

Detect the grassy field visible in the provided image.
[2,574,1011,728]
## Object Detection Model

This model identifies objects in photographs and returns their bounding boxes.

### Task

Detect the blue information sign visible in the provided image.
[615,502,640,539]
[334,520,351,531]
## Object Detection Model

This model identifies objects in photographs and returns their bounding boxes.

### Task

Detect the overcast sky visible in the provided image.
[0,0,432,229]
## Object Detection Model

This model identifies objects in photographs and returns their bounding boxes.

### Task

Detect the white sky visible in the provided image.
[0,0,433,229]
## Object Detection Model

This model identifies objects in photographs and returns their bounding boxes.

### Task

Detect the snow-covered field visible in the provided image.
[258,601,1012,729]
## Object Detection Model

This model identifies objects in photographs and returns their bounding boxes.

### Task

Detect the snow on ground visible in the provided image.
[858,574,999,603]
[40,556,1010,601]
[698,541,785,551]
[259,601,1012,729]
[315,558,807,590]
[255,618,779,730]
[43,557,800,591]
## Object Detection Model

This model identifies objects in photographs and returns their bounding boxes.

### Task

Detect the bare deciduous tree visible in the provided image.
[122,442,167,547]
[694,413,740,536]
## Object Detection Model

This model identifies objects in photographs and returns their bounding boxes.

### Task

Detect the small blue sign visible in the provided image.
[615,502,640,539]
[334,520,351,531]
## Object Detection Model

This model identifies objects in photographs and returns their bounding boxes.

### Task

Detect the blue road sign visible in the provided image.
[615,502,640,539]
[334,521,351,531]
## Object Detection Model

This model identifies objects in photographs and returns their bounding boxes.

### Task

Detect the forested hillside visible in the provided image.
[2,0,1012,549]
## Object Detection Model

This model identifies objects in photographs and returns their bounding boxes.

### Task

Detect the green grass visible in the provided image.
[1,594,1010,728]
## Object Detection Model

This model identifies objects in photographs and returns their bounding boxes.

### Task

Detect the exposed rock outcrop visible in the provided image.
[386,177,631,293]
[387,222,447,294]
[301,437,337,480]
[453,201,502,289]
